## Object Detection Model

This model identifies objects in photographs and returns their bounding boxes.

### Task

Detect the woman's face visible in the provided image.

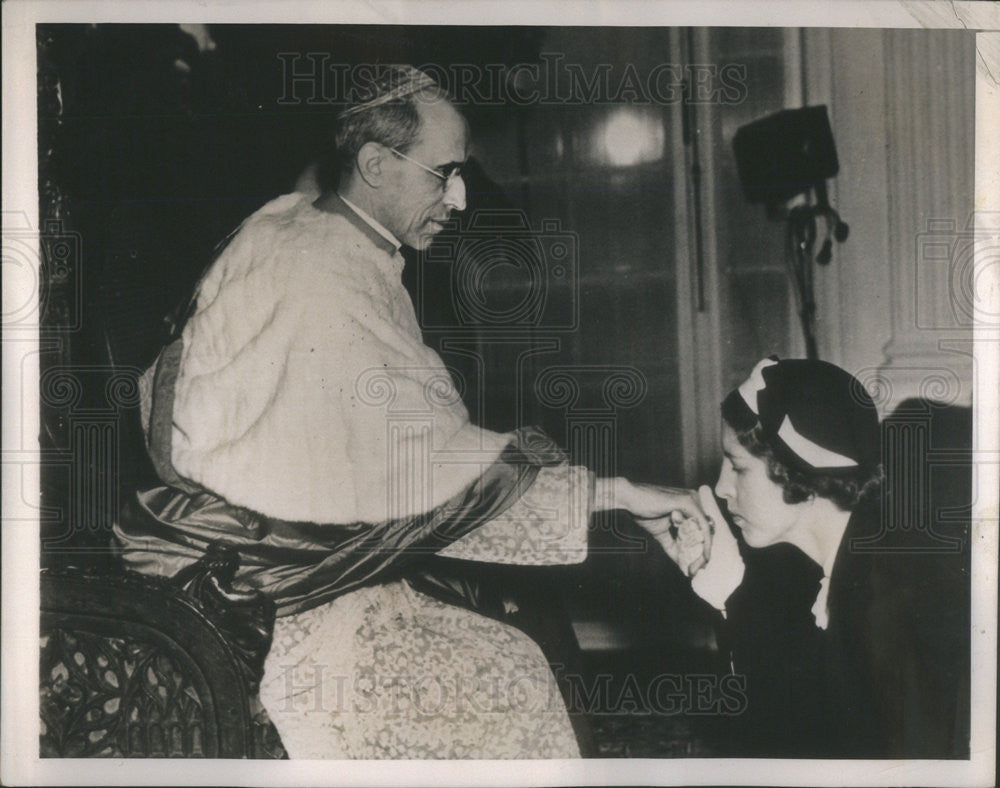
[714,421,802,548]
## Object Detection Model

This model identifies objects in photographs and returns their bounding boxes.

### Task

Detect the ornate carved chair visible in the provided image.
[40,546,288,759]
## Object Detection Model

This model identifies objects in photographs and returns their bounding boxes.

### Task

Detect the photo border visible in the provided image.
[3,2,997,786]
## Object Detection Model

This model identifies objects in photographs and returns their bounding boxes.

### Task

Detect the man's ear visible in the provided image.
[355,141,385,188]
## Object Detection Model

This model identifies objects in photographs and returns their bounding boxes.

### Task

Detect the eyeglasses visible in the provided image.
[388,147,464,192]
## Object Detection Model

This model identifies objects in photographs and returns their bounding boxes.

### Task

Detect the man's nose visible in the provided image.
[443,173,466,212]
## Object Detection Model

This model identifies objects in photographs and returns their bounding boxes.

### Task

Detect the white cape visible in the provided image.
[151,193,510,523]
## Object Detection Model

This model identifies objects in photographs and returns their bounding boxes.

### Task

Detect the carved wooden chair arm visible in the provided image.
[40,550,286,758]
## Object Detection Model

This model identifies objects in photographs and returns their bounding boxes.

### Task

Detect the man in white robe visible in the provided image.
[115,65,708,758]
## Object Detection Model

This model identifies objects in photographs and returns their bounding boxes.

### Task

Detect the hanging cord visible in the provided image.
[785,201,819,359]
[812,180,850,266]
[781,183,851,359]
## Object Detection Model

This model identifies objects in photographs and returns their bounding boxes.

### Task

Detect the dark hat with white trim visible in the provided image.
[721,356,880,476]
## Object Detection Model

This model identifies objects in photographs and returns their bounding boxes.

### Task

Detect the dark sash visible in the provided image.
[115,338,566,617]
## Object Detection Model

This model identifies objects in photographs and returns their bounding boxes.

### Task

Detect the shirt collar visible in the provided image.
[334,193,402,254]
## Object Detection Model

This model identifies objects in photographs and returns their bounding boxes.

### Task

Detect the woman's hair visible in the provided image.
[727,414,884,511]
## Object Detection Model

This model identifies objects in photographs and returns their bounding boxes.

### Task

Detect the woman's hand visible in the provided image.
[645,509,714,576]
[688,485,745,607]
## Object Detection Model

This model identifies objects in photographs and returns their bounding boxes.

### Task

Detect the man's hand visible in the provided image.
[595,478,706,521]
[650,486,738,579]
[594,478,714,574]
[629,485,733,579]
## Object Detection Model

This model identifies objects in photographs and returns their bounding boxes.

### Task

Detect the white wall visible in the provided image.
[804,28,976,415]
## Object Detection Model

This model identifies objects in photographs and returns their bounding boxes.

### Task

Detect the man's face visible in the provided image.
[379,97,468,250]
[714,421,802,548]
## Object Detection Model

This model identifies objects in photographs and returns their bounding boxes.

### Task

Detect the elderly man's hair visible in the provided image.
[328,65,450,186]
